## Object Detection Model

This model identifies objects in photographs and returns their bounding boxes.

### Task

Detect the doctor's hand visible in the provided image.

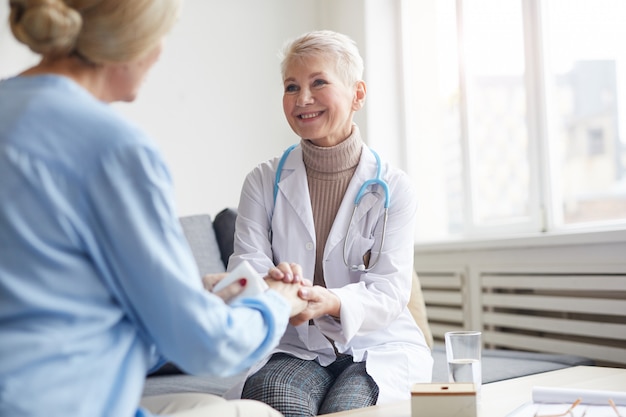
[202,273,247,303]
[266,261,312,286]
[289,286,341,327]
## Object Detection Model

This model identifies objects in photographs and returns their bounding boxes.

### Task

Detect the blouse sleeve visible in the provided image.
[84,143,289,376]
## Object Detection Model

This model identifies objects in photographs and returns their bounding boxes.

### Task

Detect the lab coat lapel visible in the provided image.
[274,146,315,244]
[273,146,315,345]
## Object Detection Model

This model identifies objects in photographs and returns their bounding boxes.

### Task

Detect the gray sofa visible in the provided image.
[143,210,594,397]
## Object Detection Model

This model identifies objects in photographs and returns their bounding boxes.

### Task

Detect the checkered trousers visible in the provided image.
[241,353,379,417]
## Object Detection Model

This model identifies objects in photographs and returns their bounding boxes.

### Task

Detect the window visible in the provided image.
[403,0,626,242]
[587,128,605,156]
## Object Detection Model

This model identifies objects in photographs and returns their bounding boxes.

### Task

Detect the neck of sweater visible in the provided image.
[301,129,363,176]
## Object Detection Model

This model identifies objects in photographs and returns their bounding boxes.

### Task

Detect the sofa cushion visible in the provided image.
[409,270,434,349]
[144,373,244,397]
[212,208,238,269]
[179,214,225,275]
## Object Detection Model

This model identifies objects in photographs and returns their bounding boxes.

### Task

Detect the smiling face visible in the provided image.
[282,54,366,147]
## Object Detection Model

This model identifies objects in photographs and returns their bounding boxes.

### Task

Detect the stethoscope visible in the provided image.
[273,144,390,273]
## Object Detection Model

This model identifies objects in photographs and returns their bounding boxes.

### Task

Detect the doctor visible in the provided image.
[229,30,433,416]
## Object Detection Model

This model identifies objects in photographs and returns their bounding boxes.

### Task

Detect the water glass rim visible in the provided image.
[445,330,482,337]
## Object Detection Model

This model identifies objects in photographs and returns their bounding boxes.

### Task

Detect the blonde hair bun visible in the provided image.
[10,0,82,57]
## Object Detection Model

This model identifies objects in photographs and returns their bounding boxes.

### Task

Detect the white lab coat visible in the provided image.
[227,139,433,404]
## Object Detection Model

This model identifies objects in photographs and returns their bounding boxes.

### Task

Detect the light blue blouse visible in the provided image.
[0,75,289,417]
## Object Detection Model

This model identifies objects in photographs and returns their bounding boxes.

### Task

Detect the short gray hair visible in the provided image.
[279,30,364,86]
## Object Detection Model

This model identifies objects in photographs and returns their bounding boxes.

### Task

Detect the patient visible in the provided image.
[0,1,305,416]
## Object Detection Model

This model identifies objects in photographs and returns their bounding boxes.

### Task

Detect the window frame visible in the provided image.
[457,0,546,236]
[401,0,626,244]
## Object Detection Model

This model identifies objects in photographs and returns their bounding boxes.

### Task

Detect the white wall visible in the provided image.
[0,1,404,219]
[113,1,320,218]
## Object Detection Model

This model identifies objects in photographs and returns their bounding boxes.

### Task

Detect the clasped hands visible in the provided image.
[203,261,340,326]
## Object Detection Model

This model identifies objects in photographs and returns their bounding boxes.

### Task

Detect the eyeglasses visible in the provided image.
[534,398,622,417]
[534,398,581,417]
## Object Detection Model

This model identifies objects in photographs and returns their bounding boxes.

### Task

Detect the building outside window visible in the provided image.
[403,0,626,242]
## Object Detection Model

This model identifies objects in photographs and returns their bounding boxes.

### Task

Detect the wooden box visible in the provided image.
[411,383,477,417]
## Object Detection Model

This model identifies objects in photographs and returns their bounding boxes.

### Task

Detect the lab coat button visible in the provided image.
[305,242,314,250]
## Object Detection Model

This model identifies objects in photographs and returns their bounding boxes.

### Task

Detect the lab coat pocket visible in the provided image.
[344,234,375,270]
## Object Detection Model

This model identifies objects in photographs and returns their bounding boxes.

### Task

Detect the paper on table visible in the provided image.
[507,402,626,417]
[506,387,626,416]
[532,386,626,406]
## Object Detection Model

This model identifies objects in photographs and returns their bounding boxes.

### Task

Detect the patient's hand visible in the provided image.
[263,262,311,317]
[265,278,309,318]
[202,273,247,302]
[288,285,341,326]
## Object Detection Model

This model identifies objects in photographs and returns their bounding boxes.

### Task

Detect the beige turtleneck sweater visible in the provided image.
[301,127,363,287]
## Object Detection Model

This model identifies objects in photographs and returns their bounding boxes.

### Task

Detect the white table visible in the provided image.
[323,366,626,417]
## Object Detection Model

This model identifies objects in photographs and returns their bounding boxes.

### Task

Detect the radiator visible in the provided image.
[418,267,626,367]
[480,271,626,366]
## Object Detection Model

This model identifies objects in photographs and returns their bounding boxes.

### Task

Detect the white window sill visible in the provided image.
[414,226,626,254]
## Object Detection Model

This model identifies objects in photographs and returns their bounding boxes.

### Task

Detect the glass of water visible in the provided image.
[445,331,482,393]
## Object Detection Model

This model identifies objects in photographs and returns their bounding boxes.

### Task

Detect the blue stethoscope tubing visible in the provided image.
[273,143,390,272]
